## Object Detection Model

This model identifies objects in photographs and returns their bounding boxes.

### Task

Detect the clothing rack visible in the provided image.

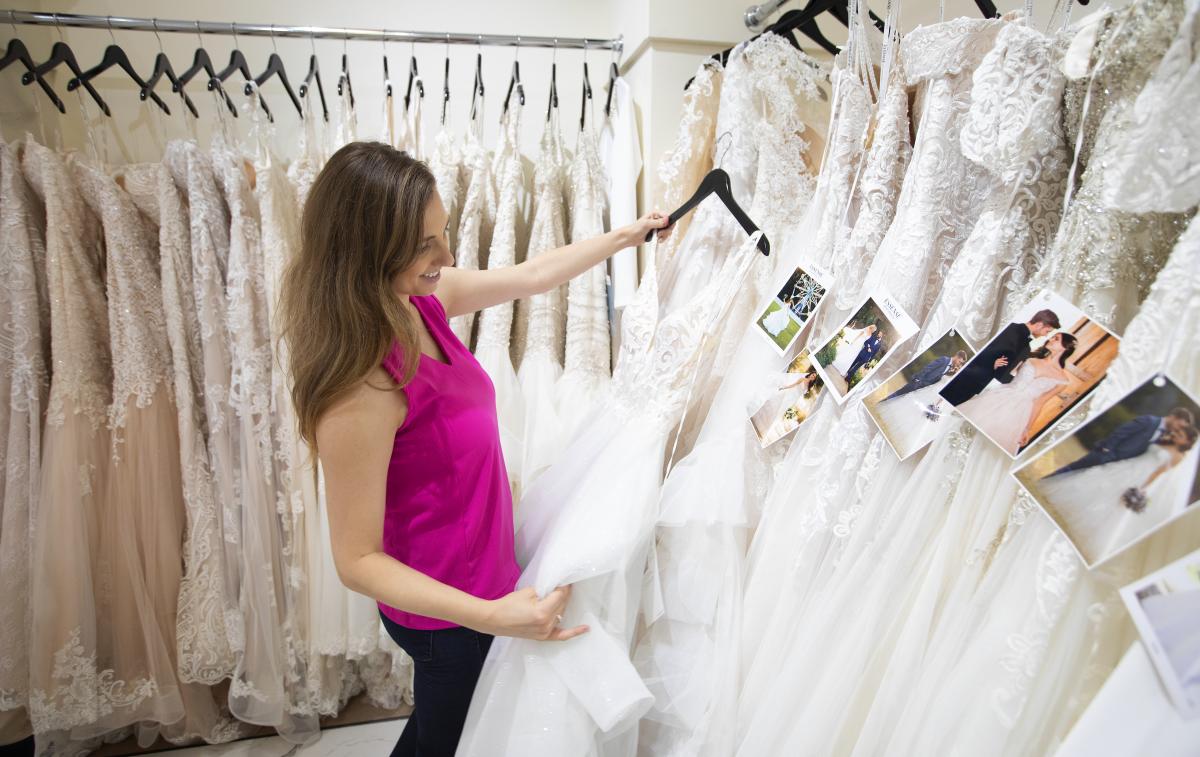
[6,10,624,53]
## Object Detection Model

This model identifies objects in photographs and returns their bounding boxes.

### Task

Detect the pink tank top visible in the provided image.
[379,295,520,630]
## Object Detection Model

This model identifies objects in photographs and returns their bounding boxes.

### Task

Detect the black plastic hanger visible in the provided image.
[404,49,424,111]
[26,40,110,116]
[298,33,328,122]
[67,17,171,116]
[3,37,65,113]
[643,167,770,255]
[604,59,618,116]
[210,26,273,121]
[337,46,354,108]
[383,49,392,98]
[825,0,887,32]
[579,46,593,131]
[177,23,238,118]
[440,34,451,125]
[503,40,524,115]
[974,0,1000,17]
[469,43,484,122]
[546,41,559,123]
[773,6,840,55]
[140,20,198,118]
[248,28,303,120]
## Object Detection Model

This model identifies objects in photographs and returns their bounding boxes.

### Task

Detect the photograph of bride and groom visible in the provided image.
[938,290,1121,458]
[812,293,917,401]
[1016,374,1200,568]
[755,265,828,354]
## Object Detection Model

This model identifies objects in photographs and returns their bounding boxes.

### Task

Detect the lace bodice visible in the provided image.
[654,61,723,267]
[474,105,524,354]
[610,232,761,432]
[428,124,462,250]
[1100,1,1200,213]
[563,119,610,379]
[449,119,495,345]
[73,160,175,436]
[21,141,111,431]
[518,118,569,366]
[1016,0,1192,332]
[288,87,325,210]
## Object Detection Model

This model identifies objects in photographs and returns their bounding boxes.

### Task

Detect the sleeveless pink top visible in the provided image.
[379,295,520,630]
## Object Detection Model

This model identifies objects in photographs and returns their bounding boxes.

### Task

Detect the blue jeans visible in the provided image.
[379,612,493,757]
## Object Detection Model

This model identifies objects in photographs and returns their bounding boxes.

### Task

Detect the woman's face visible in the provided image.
[1046,333,1064,355]
[391,192,454,298]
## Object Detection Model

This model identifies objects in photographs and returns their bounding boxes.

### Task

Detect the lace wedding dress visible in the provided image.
[516,115,570,487]
[865,4,1196,755]
[449,109,495,345]
[428,119,463,254]
[457,229,765,757]
[0,139,49,741]
[626,30,831,757]
[474,104,526,492]
[555,112,611,447]
[958,361,1069,455]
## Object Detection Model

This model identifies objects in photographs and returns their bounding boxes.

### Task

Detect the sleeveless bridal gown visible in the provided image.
[516,114,569,488]
[957,361,1069,456]
[0,140,49,743]
[458,226,765,757]
[449,108,496,346]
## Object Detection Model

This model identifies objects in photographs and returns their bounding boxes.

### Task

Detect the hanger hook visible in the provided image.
[106,15,117,45]
[309,28,316,56]
[270,23,277,53]
[231,22,239,50]
[445,31,450,58]
[195,20,203,49]
[382,28,387,58]
[152,17,164,52]
[552,38,558,66]
[515,35,521,62]
[715,130,733,169]
[9,10,18,37]
[52,12,64,42]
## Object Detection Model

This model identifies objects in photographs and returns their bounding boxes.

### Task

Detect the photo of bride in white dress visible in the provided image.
[865,329,975,459]
[1015,375,1200,568]
[954,332,1077,456]
[748,349,826,447]
[755,265,827,354]
[811,292,917,402]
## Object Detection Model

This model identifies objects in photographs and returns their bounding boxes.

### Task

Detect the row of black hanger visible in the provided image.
[0,23,621,130]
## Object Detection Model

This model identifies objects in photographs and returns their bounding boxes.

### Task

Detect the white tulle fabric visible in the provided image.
[458,228,763,757]
[516,116,570,487]
[0,140,50,740]
[474,104,526,492]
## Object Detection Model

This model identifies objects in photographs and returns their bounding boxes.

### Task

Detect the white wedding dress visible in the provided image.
[457,230,764,757]
[829,326,871,376]
[449,108,495,345]
[872,374,953,454]
[957,361,1068,456]
[761,304,791,336]
[1043,445,1192,565]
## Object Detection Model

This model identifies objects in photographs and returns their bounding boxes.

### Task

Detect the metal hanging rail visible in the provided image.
[6,10,623,52]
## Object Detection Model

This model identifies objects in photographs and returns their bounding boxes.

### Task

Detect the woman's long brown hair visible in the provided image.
[280,141,436,452]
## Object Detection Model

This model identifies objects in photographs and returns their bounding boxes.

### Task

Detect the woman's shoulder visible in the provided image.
[412,294,449,323]
[319,368,408,439]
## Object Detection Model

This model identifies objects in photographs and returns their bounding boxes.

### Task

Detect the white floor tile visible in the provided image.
[166,720,405,757]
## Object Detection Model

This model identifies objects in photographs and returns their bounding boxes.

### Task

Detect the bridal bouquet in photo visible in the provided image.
[1121,487,1148,513]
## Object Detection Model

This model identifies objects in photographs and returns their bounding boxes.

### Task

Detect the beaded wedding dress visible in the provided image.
[516,115,569,487]
[449,109,495,345]
[555,112,611,448]
[474,103,526,492]
[458,228,765,757]
[0,139,49,742]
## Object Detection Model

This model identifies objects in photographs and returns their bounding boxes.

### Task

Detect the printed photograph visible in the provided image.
[864,329,977,460]
[1013,374,1200,568]
[939,289,1122,458]
[754,266,828,355]
[1120,547,1200,718]
[810,291,918,403]
[748,349,826,448]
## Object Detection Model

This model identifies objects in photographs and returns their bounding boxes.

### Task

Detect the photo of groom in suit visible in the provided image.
[844,327,884,385]
[882,350,968,402]
[940,309,1061,406]
[1049,408,1197,477]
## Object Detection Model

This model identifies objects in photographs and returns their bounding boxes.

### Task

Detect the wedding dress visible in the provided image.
[516,116,569,487]
[957,361,1069,456]
[449,109,495,345]
[0,139,49,741]
[872,374,953,452]
[474,103,526,492]
[760,305,791,336]
[868,4,1196,754]
[1042,445,1188,563]
[212,131,317,740]
[829,326,871,376]
[428,119,463,254]
[396,80,425,159]
[457,229,764,757]
[555,111,611,448]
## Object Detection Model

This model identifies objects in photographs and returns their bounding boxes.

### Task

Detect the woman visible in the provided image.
[279,142,667,756]
[762,297,795,337]
[831,322,877,376]
[750,368,821,440]
[957,332,1077,455]
[1042,423,1198,564]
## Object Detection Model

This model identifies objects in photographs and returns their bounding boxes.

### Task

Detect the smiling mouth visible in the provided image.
[420,271,441,281]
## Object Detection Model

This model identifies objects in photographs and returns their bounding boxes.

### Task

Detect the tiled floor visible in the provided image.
[166,720,404,756]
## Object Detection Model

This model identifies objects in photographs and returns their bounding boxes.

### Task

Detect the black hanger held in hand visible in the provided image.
[644,168,771,256]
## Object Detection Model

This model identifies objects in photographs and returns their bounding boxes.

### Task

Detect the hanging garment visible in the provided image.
[457,230,764,757]
[397,81,426,159]
[449,111,495,345]
[0,139,49,742]
[629,33,831,757]
[22,140,115,751]
[212,131,317,740]
[428,119,463,254]
[474,103,526,493]
[600,73,642,311]
[516,115,570,488]
[164,140,243,692]
[866,4,1195,755]
[554,113,611,449]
